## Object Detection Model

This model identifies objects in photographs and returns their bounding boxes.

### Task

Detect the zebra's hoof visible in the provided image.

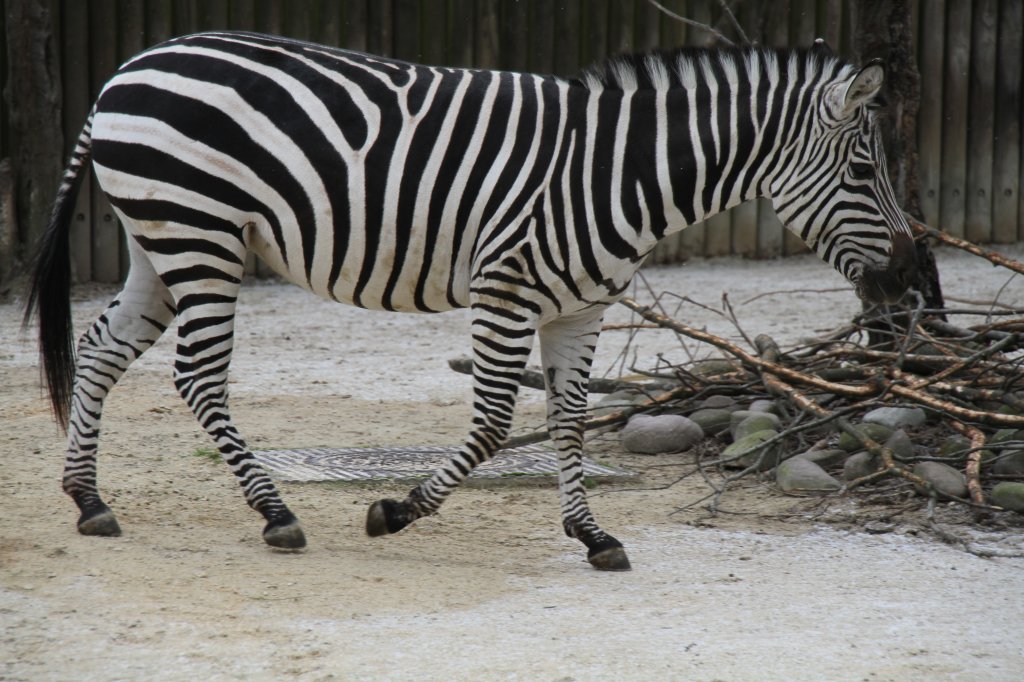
[366,499,411,536]
[263,519,306,550]
[587,537,632,571]
[77,506,122,537]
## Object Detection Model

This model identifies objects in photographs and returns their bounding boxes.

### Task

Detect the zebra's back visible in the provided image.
[90,31,573,313]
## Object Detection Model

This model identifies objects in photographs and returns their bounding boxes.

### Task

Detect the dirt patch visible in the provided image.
[3,249,1024,680]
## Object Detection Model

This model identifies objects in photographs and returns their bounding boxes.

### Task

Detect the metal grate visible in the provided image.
[253,444,633,485]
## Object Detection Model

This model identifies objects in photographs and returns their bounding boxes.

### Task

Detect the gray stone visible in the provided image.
[792,448,849,469]
[939,435,972,458]
[592,390,642,418]
[620,414,703,454]
[884,429,915,460]
[843,451,880,481]
[991,429,1024,446]
[776,458,841,493]
[692,393,741,409]
[993,450,1024,477]
[913,461,968,498]
[862,406,927,430]
[748,399,779,415]
[837,423,894,452]
[991,482,1024,512]
[729,411,781,440]
[688,408,733,436]
[733,413,783,441]
[696,395,740,411]
[722,429,780,470]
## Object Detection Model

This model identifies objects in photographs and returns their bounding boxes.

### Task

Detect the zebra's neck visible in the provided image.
[575,48,840,257]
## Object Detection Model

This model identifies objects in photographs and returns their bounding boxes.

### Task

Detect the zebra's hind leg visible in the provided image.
[64,238,177,537]
[366,301,535,539]
[538,310,630,571]
[156,248,305,550]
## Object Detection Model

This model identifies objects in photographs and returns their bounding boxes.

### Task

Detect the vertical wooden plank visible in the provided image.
[284,0,313,41]
[88,1,120,283]
[61,0,92,282]
[499,0,528,71]
[344,1,368,52]
[939,1,971,238]
[475,1,500,69]
[256,1,283,39]
[115,0,146,280]
[173,0,198,34]
[229,0,256,32]
[0,3,6,163]
[418,0,446,65]
[147,0,174,43]
[392,0,420,61]
[552,0,581,76]
[659,0,687,48]
[367,0,393,56]
[118,1,145,56]
[528,0,554,74]
[993,0,1022,242]
[448,0,475,67]
[318,0,344,47]
[634,0,661,52]
[818,0,842,48]
[916,0,944,227]
[581,0,609,68]
[965,0,996,243]
[607,0,634,55]
[198,0,229,30]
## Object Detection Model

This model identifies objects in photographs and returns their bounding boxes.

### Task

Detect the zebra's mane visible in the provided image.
[576,45,853,92]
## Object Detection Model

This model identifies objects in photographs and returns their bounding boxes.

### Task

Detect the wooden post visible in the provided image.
[993,0,1022,243]
[474,1,500,69]
[88,1,121,282]
[916,0,944,228]
[62,0,92,282]
[448,0,474,67]
[940,1,972,238]
[5,0,64,269]
[965,0,996,243]
[0,160,14,285]
[527,0,554,74]
[392,0,420,62]
[552,0,582,76]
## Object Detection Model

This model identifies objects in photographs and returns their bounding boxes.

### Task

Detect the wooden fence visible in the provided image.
[1,0,1022,282]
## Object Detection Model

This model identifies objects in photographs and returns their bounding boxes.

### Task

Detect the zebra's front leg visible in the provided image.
[539,310,630,571]
[366,301,535,537]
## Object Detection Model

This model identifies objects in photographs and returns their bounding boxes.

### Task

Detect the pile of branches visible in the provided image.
[457,223,1024,533]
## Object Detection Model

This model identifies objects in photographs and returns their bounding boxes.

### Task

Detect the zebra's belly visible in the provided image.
[245,219,472,313]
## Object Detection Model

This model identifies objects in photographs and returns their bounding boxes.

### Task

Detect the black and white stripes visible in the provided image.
[26,32,915,569]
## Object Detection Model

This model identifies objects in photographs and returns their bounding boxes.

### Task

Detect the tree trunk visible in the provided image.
[851,0,923,217]
[4,0,64,264]
[852,0,946,345]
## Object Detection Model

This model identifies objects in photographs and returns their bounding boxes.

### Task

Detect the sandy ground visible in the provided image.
[3,246,1024,681]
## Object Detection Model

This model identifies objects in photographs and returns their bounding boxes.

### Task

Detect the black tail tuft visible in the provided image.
[22,115,94,431]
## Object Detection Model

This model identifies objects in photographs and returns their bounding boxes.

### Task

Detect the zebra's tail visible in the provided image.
[22,109,95,431]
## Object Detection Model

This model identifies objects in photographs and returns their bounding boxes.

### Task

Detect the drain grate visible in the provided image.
[253,444,633,485]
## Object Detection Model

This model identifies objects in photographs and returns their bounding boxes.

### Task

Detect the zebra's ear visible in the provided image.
[811,38,833,55]
[841,59,885,114]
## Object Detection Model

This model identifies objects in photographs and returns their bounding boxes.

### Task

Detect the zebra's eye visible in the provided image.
[849,162,874,180]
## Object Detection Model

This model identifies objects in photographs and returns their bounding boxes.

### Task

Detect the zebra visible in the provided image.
[25,32,916,571]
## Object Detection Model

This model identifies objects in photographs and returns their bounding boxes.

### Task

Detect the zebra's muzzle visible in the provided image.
[857,233,919,304]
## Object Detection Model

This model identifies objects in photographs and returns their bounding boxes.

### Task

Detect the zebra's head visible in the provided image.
[770,52,918,304]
